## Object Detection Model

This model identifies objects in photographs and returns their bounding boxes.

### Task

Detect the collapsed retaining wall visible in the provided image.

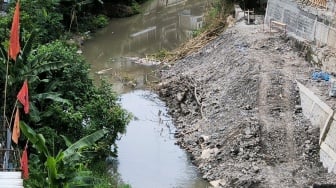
[297,81,336,173]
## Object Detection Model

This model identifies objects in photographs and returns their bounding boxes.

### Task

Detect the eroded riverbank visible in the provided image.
[156,19,336,187]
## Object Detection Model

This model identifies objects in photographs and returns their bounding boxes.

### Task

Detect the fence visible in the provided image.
[0,119,21,172]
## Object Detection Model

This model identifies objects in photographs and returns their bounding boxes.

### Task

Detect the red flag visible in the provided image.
[8,1,20,60]
[21,145,29,179]
[12,107,20,144]
[17,80,29,114]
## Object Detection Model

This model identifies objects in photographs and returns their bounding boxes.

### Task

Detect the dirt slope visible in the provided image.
[157,20,336,187]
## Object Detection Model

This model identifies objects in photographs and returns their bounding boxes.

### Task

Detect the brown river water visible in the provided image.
[82,0,211,187]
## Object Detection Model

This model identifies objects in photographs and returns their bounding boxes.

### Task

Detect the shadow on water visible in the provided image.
[118,90,209,188]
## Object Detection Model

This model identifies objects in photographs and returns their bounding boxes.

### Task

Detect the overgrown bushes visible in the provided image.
[0,0,135,187]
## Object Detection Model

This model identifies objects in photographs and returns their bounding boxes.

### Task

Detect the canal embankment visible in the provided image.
[156,13,336,188]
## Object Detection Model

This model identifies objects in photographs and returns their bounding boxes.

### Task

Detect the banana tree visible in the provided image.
[0,32,70,122]
[20,121,108,188]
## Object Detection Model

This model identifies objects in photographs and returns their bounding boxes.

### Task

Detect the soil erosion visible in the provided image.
[157,19,336,187]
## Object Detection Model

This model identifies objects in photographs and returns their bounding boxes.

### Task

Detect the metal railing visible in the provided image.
[0,1,8,12]
[0,118,21,172]
[0,148,21,171]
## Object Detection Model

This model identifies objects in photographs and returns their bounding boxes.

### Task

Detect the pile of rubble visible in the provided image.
[157,19,336,187]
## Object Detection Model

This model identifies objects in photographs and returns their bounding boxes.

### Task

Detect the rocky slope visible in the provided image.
[156,19,336,187]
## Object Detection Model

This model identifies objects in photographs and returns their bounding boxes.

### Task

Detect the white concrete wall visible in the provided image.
[0,171,23,188]
[297,81,336,174]
[297,81,333,129]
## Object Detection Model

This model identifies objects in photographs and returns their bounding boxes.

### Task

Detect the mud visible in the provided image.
[156,19,336,187]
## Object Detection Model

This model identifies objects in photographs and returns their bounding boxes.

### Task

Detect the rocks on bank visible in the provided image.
[156,18,336,187]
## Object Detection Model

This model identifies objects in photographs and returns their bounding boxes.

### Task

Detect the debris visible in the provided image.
[157,16,336,186]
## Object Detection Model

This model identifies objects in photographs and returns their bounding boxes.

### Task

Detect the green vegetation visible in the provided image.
[20,122,108,188]
[0,0,145,187]
[0,0,151,44]
[152,0,235,63]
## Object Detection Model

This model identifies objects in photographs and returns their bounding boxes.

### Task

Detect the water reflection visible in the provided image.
[82,0,210,187]
[118,90,209,188]
[82,0,207,94]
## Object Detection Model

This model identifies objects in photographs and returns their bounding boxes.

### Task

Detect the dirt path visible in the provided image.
[157,19,336,187]
[254,35,302,187]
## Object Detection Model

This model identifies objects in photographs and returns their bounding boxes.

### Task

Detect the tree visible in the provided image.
[20,121,108,188]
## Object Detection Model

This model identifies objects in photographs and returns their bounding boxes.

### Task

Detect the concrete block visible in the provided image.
[324,122,336,151]
[297,81,333,129]
[296,14,315,40]
[283,9,298,33]
[297,81,336,173]
[320,148,335,173]
[327,28,336,48]
[300,91,314,119]
[315,22,329,44]
[321,142,336,173]
[265,0,336,48]
[311,103,330,130]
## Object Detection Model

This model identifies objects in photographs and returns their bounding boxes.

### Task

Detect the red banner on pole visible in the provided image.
[17,80,29,114]
[8,1,20,60]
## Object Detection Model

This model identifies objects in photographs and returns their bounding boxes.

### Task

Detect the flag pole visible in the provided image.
[3,0,21,171]
[8,100,18,129]
[3,58,10,129]
[3,56,10,171]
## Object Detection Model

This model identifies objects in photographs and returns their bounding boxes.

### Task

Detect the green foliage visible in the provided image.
[21,122,108,188]
[89,160,132,188]
[208,0,234,20]
[82,81,132,158]
[0,1,136,187]
[192,29,202,37]
[76,14,109,32]
[27,40,132,160]
[34,40,93,104]
[0,32,69,123]
[0,27,130,183]
[0,16,10,45]
[131,1,141,14]
[17,0,64,44]
[208,1,221,19]
[24,154,48,188]
[92,14,109,28]
[59,0,105,32]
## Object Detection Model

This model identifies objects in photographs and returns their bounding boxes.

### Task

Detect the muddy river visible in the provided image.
[82,0,210,187]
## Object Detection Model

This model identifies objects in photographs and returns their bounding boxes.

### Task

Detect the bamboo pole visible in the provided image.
[3,57,10,129]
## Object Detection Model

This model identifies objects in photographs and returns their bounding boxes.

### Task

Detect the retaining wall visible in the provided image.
[297,81,336,173]
[265,0,336,48]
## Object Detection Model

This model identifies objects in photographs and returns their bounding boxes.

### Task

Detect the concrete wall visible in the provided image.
[267,0,336,174]
[0,172,23,188]
[297,81,336,173]
[265,0,336,48]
